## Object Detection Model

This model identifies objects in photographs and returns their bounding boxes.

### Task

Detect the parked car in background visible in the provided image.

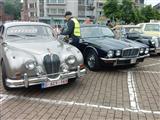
[0,22,86,90]
[112,25,158,54]
[77,25,150,71]
[137,22,160,54]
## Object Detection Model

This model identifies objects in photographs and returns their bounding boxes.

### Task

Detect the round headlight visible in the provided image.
[151,37,158,47]
[25,60,36,70]
[107,50,114,58]
[66,55,76,65]
[116,50,121,56]
[61,63,69,72]
[140,48,144,54]
[145,48,149,54]
[151,40,155,45]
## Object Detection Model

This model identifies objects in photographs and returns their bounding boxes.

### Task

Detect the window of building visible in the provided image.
[47,8,57,15]
[29,3,35,8]
[40,0,44,3]
[47,0,57,4]
[30,12,35,17]
[58,0,64,3]
[58,8,65,15]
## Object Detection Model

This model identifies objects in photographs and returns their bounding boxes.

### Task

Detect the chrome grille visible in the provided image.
[122,48,139,57]
[43,54,60,78]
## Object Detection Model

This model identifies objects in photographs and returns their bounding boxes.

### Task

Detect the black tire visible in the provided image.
[85,49,100,71]
[1,61,11,90]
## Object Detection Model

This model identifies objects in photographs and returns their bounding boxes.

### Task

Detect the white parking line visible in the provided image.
[0,94,160,115]
[127,71,140,110]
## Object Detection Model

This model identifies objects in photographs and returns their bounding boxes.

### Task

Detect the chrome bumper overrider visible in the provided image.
[155,47,160,53]
[100,54,150,65]
[6,66,86,88]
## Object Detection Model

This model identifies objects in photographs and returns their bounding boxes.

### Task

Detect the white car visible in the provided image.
[137,23,160,54]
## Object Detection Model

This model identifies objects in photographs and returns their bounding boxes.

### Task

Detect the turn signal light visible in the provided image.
[80,64,85,69]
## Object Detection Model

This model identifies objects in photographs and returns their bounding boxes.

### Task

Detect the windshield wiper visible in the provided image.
[101,35,114,38]
[25,34,37,37]
[7,34,25,39]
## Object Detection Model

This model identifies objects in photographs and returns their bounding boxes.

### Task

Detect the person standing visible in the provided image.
[61,11,81,49]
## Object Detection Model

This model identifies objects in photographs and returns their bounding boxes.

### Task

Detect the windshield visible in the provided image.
[81,26,114,38]
[125,27,142,33]
[144,24,160,32]
[6,25,53,39]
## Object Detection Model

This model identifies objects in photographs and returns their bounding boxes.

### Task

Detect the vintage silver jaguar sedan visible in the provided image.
[0,22,86,90]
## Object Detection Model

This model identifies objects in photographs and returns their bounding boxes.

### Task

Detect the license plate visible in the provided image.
[41,79,68,88]
[131,58,137,64]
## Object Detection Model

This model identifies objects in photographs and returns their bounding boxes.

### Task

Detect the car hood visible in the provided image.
[85,37,146,50]
[6,37,70,55]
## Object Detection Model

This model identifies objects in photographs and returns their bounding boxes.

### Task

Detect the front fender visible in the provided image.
[3,47,36,78]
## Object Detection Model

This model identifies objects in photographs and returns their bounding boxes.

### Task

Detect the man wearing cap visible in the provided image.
[61,11,81,49]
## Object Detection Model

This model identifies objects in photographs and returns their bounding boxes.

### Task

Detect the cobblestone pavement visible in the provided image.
[0,55,160,120]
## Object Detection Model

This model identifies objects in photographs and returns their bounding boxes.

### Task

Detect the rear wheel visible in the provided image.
[1,61,11,90]
[85,50,100,71]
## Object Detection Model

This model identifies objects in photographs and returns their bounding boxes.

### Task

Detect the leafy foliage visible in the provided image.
[4,0,22,20]
[103,0,160,24]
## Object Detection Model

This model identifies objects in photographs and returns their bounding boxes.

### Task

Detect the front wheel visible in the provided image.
[1,62,11,90]
[86,50,100,71]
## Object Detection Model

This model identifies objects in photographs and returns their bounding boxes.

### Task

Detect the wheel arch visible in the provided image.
[83,46,98,57]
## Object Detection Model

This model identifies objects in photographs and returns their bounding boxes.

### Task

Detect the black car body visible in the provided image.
[113,25,159,54]
[79,25,150,70]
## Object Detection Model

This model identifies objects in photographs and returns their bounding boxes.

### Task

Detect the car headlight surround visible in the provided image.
[66,55,77,65]
[140,48,144,54]
[25,60,36,70]
[150,39,155,45]
[107,50,114,58]
[145,48,149,54]
[115,50,121,56]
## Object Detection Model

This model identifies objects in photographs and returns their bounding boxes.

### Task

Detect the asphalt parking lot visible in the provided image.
[0,55,160,120]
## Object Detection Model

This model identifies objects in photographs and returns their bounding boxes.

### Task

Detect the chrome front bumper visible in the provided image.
[6,67,86,88]
[100,54,150,66]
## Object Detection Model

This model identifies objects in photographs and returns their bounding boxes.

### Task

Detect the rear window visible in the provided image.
[144,24,160,32]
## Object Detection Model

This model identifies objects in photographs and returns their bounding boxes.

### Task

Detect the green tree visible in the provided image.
[141,5,160,22]
[103,0,121,21]
[4,0,22,20]
[103,0,160,24]
[120,0,136,24]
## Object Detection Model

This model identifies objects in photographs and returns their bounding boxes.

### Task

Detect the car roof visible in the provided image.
[80,24,106,28]
[112,25,140,29]
[138,22,160,25]
[3,21,51,28]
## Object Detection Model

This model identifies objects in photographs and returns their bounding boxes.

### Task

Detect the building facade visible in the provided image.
[21,0,145,25]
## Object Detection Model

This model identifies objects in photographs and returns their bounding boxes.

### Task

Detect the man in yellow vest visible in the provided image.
[61,11,81,49]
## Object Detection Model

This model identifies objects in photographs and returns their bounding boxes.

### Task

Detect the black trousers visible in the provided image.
[70,36,80,49]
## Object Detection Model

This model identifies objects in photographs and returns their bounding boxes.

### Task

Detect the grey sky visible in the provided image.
[144,0,160,6]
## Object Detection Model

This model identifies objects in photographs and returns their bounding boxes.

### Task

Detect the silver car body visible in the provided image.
[0,22,86,88]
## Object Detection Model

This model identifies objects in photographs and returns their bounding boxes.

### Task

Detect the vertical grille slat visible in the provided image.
[122,48,139,57]
[43,54,60,78]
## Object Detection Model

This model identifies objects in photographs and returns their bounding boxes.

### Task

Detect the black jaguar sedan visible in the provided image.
[79,25,150,70]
